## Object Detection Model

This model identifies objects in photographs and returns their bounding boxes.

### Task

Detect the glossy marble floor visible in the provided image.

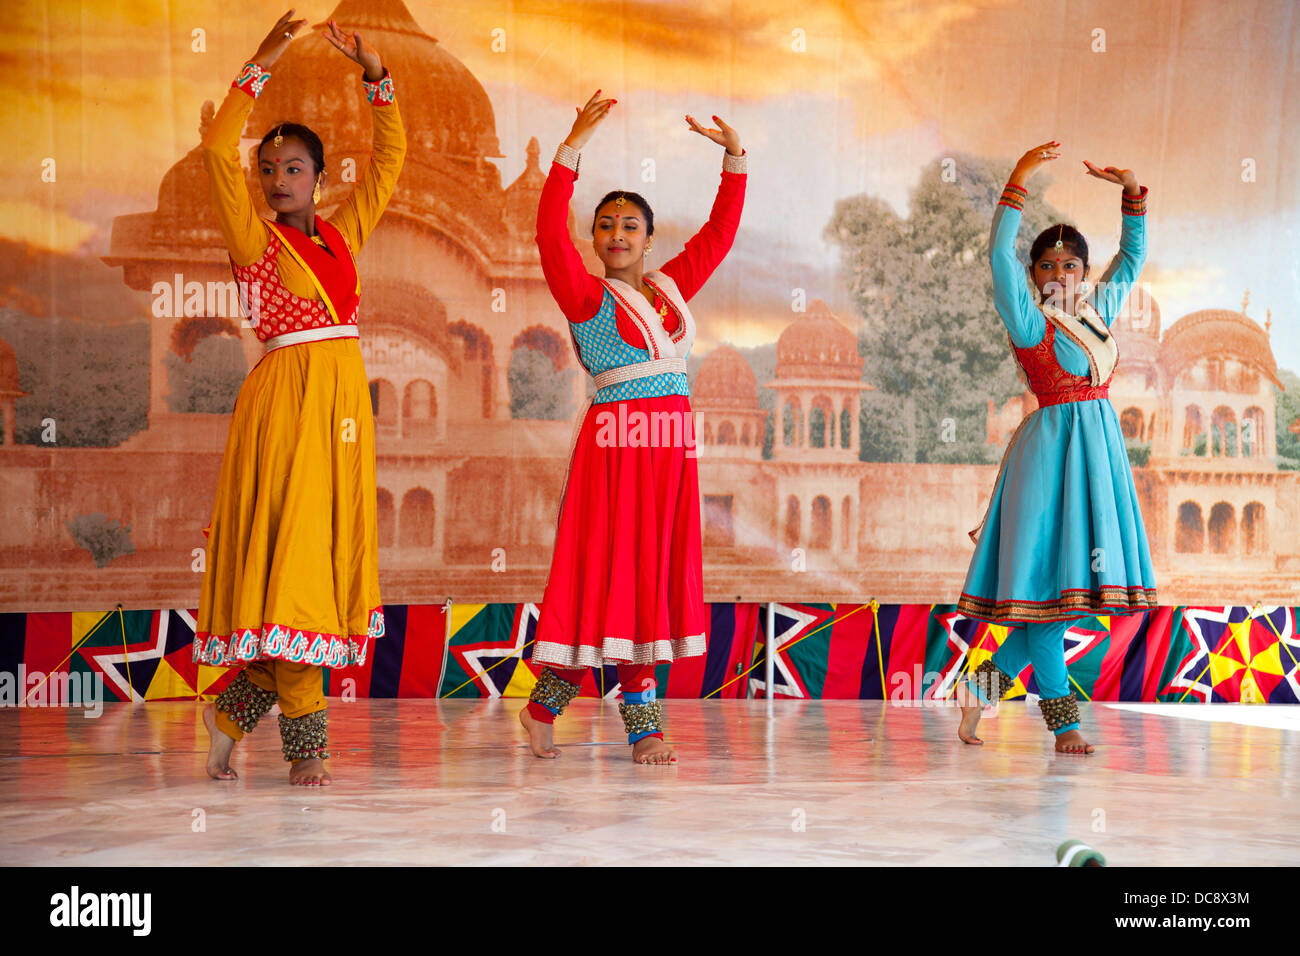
[1,698,1297,866]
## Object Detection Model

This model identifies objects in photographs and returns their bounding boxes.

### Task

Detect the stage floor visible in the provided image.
[1,698,1296,866]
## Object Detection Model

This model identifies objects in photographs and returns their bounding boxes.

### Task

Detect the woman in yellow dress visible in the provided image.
[195,10,405,786]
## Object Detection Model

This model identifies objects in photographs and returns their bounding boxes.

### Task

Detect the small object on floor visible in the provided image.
[1056,839,1106,867]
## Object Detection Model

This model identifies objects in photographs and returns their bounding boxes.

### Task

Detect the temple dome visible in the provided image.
[1111,287,1160,379]
[775,300,863,381]
[250,0,502,164]
[1110,284,1160,338]
[695,345,759,409]
[1160,308,1280,387]
[128,0,525,273]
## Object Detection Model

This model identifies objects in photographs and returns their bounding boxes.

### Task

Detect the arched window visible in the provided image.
[1242,407,1265,457]
[782,400,802,447]
[403,380,437,422]
[784,495,800,549]
[1208,502,1236,554]
[811,496,831,549]
[1120,407,1143,440]
[1243,502,1266,553]
[399,488,435,548]
[1175,501,1204,553]
[377,488,394,548]
[1212,406,1237,457]
[810,405,827,448]
[703,495,734,548]
[370,379,398,428]
[448,321,495,419]
[1182,405,1204,454]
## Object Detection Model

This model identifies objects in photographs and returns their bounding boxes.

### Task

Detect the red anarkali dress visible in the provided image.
[532,144,747,669]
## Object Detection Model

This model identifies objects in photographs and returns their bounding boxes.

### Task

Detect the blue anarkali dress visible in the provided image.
[956,180,1158,738]
[958,181,1159,625]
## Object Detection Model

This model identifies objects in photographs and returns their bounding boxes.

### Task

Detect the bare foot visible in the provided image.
[955,680,984,746]
[518,706,560,758]
[1054,729,1095,755]
[203,704,238,780]
[289,757,332,785]
[632,736,677,765]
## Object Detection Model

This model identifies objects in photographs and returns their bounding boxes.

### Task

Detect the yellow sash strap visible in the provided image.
[265,220,342,325]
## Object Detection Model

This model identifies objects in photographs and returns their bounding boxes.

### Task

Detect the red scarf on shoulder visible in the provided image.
[266,217,360,324]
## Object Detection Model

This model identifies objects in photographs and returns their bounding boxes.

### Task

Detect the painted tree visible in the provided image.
[825,153,1066,463]
[508,345,578,420]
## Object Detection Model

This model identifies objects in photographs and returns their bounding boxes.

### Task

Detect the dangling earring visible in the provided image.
[312,177,321,204]
[644,242,652,258]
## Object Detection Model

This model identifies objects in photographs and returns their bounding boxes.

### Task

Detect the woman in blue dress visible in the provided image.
[955,141,1157,754]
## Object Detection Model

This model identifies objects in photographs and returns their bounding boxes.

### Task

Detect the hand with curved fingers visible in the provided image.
[252,9,307,70]
[687,114,742,156]
[1083,160,1140,195]
[564,90,616,150]
[1009,140,1060,188]
[319,18,384,82]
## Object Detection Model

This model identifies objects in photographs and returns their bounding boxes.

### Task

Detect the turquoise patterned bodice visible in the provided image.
[571,285,692,404]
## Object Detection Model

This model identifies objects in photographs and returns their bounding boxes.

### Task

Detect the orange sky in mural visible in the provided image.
[6,0,1297,249]
[1,0,1297,366]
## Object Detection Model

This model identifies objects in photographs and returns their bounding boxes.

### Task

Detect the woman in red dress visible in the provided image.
[519,92,746,764]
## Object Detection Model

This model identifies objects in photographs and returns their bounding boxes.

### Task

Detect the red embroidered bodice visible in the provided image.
[231,231,360,343]
[1013,322,1112,407]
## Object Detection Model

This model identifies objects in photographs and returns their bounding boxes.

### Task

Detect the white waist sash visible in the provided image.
[592,356,687,390]
[548,356,690,536]
[264,324,360,351]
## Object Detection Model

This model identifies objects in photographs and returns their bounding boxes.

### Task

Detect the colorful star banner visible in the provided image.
[2,603,1297,703]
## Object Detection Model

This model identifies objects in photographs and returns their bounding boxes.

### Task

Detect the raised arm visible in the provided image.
[326,74,405,251]
[991,141,1074,348]
[535,146,605,322]
[989,182,1041,348]
[1085,162,1148,325]
[660,113,746,301]
[201,67,273,266]
[660,153,747,301]
[321,21,406,252]
[200,11,306,266]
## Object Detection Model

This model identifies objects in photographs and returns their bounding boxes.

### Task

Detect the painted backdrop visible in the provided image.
[1,0,1298,612]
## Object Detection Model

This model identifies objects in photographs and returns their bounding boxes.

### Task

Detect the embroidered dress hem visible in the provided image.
[193,608,384,669]
[959,398,1157,626]
[534,393,707,671]
[533,633,707,669]
[956,588,1159,624]
[194,339,384,670]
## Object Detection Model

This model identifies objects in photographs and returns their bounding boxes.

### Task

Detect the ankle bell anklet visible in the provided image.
[213,671,278,734]
[528,667,582,721]
[970,658,1017,704]
[618,697,664,744]
[1038,693,1080,733]
[279,709,329,762]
